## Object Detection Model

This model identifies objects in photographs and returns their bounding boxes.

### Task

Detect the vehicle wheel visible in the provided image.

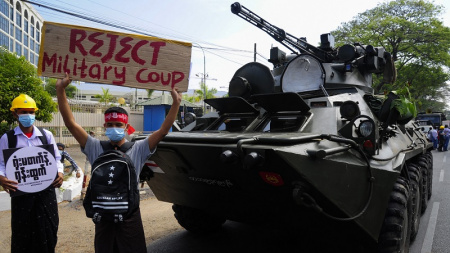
[407,163,422,242]
[416,155,430,213]
[378,177,412,253]
[172,204,226,233]
[425,151,433,200]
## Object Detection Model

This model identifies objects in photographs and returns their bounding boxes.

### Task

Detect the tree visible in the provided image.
[182,94,198,103]
[44,78,78,98]
[0,48,57,126]
[146,89,154,98]
[195,82,218,113]
[332,0,450,111]
[195,82,217,101]
[94,87,115,105]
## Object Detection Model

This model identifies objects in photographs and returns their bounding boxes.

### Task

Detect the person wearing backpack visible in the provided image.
[56,73,181,253]
[0,94,64,253]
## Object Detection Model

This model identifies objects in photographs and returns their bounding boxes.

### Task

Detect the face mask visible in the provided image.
[59,150,63,155]
[18,114,35,127]
[105,127,125,142]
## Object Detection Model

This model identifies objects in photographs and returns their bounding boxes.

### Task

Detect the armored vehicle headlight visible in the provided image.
[358,120,374,137]
[340,101,360,120]
[184,112,197,125]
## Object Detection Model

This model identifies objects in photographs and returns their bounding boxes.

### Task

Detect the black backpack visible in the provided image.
[83,141,139,224]
[7,127,48,148]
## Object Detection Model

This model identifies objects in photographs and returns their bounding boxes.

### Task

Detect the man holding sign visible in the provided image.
[56,73,181,253]
[0,94,64,253]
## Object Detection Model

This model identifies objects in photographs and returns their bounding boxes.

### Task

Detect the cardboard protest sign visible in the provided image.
[38,22,192,92]
[3,145,57,196]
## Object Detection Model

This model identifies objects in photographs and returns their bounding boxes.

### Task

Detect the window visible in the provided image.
[9,37,12,50]
[35,43,39,53]
[15,10,20,27]
[24,19,28,33]
[9,6,12,20]
[35,22,39,42]
[0,0,8,17]
[23,33,27,46]
[30,39,34,51]
[0,15,7,33]
[0,32,8,48]
[15,41,21,55]
[14,26,20,42]
[9,22,12,35]
[30,52,34,64]
[23,48,28,60]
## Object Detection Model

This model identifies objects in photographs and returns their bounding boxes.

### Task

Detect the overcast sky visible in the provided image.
[32,0,450,94]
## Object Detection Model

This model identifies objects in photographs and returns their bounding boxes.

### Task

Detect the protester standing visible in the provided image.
[56,73,181,253]
[429,126,438,150]
[0,94,64,253]
[443,125,450,151]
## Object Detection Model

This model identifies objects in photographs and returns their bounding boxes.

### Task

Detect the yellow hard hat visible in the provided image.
[10,94,39,111]
[440,126,444,130]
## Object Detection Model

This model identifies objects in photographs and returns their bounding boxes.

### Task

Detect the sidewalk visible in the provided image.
[0,192,10,211]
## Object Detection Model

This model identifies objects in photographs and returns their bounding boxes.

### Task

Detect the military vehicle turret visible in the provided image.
[137,2,433,252]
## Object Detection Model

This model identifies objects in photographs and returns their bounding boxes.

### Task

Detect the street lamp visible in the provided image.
[194,43,207,114]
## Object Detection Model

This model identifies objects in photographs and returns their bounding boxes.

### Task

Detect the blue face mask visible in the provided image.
[18,114,35,127]
[105,127,125,142]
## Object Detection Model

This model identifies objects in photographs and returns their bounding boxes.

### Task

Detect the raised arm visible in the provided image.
[148,87,182,150]
[56,73,88,148]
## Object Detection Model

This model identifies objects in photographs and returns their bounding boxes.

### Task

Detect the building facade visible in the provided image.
[0,0,43,66]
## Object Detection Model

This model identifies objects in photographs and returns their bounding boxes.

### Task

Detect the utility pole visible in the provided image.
[254,43,257,62]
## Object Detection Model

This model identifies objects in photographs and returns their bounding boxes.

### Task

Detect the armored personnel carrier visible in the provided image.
[138,2,433,252]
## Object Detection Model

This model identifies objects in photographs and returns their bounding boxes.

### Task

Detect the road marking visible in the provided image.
[421,202,440,253]
[440,170,445,182]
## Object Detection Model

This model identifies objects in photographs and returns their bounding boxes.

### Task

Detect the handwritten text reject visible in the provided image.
[38,22,192,92]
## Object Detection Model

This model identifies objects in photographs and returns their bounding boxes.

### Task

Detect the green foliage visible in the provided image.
[44,78,78,98]
[390,86,417,119]
[0,122,14,137]
[195,82,217,101]
[332,0,450,110]
[146,89,154,98]
[0,49,57,125]
[182,94,198,103]
[95,87,115,105]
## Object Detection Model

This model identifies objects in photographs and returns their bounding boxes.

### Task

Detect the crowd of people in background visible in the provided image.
[428,125,450,151]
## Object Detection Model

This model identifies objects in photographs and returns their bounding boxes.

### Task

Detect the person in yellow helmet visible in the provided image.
[0,94,64,253]
[438,125,445,151]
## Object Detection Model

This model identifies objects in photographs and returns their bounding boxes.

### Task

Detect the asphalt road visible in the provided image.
[1,148,449,251]
[146,149,450,253]
[410,149,450,253]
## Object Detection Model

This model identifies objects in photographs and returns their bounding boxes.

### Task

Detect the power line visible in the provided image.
[25,1,271,70]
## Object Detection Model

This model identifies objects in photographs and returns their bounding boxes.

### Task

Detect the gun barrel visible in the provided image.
[231,2,329,61]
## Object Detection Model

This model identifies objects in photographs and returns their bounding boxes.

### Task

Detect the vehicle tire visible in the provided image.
[378,177,412,253]
[425,151,433,200]
[407,163,422,242]
[415,155,430,213]
[172,204,226,233]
